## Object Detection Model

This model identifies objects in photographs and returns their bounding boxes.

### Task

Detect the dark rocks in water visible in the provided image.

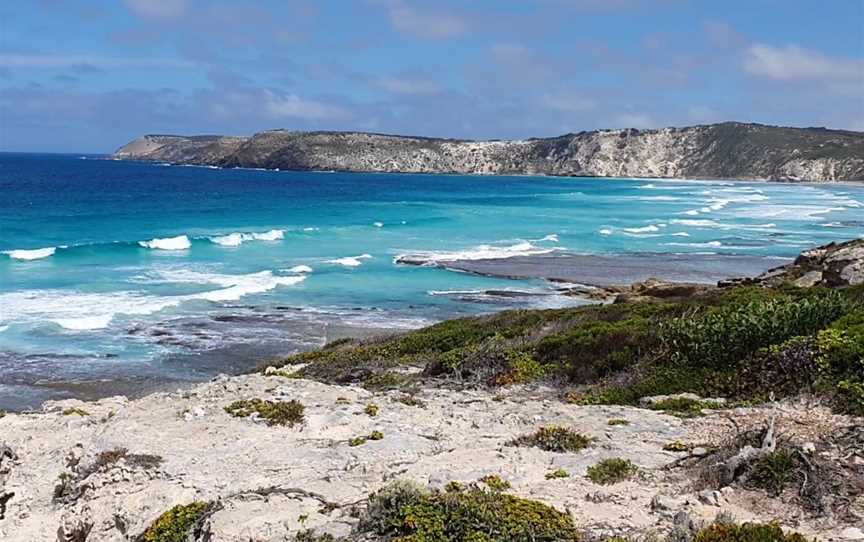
[113,122,864,183]
[721,238,864,288]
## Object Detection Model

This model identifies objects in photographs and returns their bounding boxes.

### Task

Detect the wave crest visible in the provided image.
[3,247,57,260]
[209,229,285,247]
[138,235,191,250]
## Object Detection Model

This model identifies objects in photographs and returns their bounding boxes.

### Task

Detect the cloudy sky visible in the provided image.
[1,0,862,152]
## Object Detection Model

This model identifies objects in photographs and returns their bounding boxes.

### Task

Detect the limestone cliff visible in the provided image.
[113,122,864,182]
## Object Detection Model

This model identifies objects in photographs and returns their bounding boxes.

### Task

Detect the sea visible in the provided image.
[2,152,863,410]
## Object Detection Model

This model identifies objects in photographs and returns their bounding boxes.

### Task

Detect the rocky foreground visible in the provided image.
[112,123,864,183]
[1,376,862,542]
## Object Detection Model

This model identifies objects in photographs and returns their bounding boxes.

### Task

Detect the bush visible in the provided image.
[139,502,210,542]
[692,522,808,542]
[479,474,511,491]
[747,450,795,497]
[816,311,864,415]
[364,403,380,417]
[545,469,569,480]
[661,290,850,370]
[224,399,305,427]
[507,426,592,453]
[360,481,580,542]
[586,458,637,485]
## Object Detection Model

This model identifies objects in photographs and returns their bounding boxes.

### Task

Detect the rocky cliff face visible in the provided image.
[113,123,864,182]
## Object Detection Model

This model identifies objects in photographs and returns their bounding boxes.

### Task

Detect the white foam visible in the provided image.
[1,269,307,331]
[327,254,373,267]
[599,228,613,235]
[373,222,384,228]
[394,242,555,265]
[3,247,57,260]
[539,234,559,242]
[664,241,724,248]
[670,219,724,228]
[138,235,191,250]
[683,209,701,215]
[671,232,691,237]
[622,225,661,234]
[209,229,285,247]
[286,265,313,274]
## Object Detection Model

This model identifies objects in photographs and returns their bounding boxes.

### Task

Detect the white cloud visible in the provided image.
[540,91,596,113]
[375,77,441,95]
[261,91,347,120]
[611,113,655,129]
[744,43,864,82]
[0,53,192,69]
[122,0,188,21]
[384,1,466,39]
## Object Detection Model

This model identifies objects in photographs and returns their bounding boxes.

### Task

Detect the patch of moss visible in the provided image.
[62,407,89,416]
[545,468,570,480]
[479,474,511,491]
[507,426,592,453]
[364,403,380,417]
[360,480,580,542]
[369,430,384,441]
[607,418,629,426]
[692,522,809,542]
[139,501,210,542]
[586,458,637,485]
[647,397,724,418]
[224,398,305,427]
[663,441,691,452]
[349,436,367,447]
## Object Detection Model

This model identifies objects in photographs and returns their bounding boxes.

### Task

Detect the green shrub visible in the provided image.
[545,469,570,480]
[748,450,796,497]
[507,426,592,453]
[140,502,210,542]
[607,418,629,426]
[349,437,367,447]
[586,458,637,485]
[647,397,723,417]
[224,399,305,427]
[364,403,380,417]
[816,311,864,414]
[663,441,690,452]
[479,474,511,491]
[692,522,808,542]
[360,481,580,542]
[662,290,850,370]
[62,407,89,416]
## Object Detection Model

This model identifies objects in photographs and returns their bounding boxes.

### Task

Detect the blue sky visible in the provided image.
[1,0,862,152]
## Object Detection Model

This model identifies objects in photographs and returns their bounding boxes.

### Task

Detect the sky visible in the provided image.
[1,0,862,153]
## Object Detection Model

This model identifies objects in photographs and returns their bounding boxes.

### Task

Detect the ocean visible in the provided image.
[2,152,863,409]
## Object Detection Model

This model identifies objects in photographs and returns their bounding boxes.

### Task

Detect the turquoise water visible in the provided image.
[1,152,863,408]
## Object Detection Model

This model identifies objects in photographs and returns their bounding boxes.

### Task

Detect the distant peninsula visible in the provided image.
[113,122,864,183]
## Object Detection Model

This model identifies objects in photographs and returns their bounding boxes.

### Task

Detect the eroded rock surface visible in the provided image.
[1,376,860,541]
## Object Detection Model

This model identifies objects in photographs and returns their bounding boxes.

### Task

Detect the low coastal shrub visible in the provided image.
[607,418,629,426]
[224,398,305,427]
[647,397,724,418]
[816,310,864,415]
[747,450,795,497]
[369,430,384,441]
[586,458,637,485]
[349,436,367,447]
[692,522,808,542]
[139,501,210,542]
[507,426,592,453]
[545,468,569,479]
[359,480,580,542]
[62,407,89,416]
[364,403,380,417]
[479,474,511,491]
[663,441,690,452]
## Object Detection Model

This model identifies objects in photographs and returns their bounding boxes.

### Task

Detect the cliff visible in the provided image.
[113,122,864,182]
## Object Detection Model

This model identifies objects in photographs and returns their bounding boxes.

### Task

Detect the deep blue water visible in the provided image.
[2,152,863,408]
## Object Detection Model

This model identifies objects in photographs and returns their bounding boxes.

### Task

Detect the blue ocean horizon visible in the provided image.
[2,152,863,409]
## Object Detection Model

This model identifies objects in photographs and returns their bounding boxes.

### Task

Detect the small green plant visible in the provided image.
[545,468,570,480]
[349,436,367,447]
[140,501,210,542]
[294,530,337,542]
[693,521,808,542]
[369,430,384,440]
[507,426,592,452]
[364,403,380,417]
[62,407,89,416]
[663,441,691,452]
[335,397,351,405]
[479,474,511,491]
[748,450,795,496]
[647,397,723,417]
[444,481,464,492]
[224,398,305,427]
[359,480,580,541]
[607,418,629,426]
[586,458,637,485]
[394,394,426,408]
